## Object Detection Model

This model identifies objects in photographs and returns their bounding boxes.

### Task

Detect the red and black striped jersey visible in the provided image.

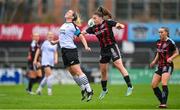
[156,38,177,67]
[86,20,117,48]
[28,40,40,62]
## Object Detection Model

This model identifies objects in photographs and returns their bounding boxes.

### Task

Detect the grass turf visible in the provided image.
[0,84,179,109]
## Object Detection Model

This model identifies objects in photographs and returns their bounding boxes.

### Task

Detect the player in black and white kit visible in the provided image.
[51,10,93,102]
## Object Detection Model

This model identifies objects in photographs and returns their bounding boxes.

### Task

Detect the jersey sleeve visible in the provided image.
[74,27,81,37]
[169,39,177,51]
[106,19,117,27]
[86,27,94,34]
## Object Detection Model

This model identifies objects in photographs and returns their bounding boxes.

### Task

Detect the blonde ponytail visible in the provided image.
[74,13,82,26]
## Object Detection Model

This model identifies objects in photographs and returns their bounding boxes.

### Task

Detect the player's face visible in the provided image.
[65,10,74,20]
[159,28,168,40]
[32,34,40,41]
[92,14,102,25]
[47,32,54,41]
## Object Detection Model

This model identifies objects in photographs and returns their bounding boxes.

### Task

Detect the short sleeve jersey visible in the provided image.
[86,19,117,48]
[156,38,177,67]
[59,22,81,49]
[29,40,40,62]
[41,40,57,67]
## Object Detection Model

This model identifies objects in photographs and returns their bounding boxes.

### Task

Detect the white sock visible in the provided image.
[47,75,53,92]
[73,75,85,91]
[79,74,92,92]
[38,76,47,91]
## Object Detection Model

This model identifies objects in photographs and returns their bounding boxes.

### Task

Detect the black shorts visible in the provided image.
[42,65,53,69]
[61,48,80,68]
[155,65,174,76]
[100,44,122,63]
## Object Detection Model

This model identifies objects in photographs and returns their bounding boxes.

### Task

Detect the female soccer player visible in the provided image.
[82,6,133,100]
[150,27,179,108]
[26,33,42,94]
[51,10,93,101]
[33,32,58,96]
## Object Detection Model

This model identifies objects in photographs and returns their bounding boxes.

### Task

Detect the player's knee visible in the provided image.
[151,83,157,88]
[161,81,168,86]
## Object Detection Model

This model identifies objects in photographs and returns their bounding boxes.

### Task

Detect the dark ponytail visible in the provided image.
[96,6,112,19]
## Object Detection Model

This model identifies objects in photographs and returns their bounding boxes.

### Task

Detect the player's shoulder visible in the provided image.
[167,38,175,44]
[156,39,161,43]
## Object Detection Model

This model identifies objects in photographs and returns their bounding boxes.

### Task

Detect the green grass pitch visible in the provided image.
[0,84,179,109]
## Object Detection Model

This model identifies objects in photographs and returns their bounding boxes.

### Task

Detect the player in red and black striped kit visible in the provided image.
[150,27,179,108]
[26,33,43,94]
[82,6,133,99]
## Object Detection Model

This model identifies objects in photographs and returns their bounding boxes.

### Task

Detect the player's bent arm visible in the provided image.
[116,23,125,29]
[171,48,179,59]
[81,31,87,35]
[54,51,58,64]
[150,53,159,68]
[79,34,91,51]
[167,48,179,63]
[33,48,40,65]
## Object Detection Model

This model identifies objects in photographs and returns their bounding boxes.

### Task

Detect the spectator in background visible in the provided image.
[51,10,93,102]
[150,27,179,108]
[26,33,42,95]
[33,32,58,96]
[82,6,133,100]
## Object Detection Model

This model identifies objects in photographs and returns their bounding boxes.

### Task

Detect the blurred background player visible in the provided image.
[150,27,179,108]
[26,33,42,94]
[82,6,133,100]
[51,10,93,102]
[34,32,58,96]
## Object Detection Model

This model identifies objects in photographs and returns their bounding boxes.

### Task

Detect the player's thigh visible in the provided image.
[69,64,83,76]
[44,66,52,76]
[28,70,36,78]
[161,72,171,85]
[36,69,42,77]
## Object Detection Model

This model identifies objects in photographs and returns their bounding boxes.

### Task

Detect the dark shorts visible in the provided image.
[61,48,80,68]
[42,65,53,69]
[100,44,122,63]
[155,65,174,76]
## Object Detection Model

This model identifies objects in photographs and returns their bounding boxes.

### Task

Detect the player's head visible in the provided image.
[32,33,40,41]
[159,27,169,40]
[64,10,81,26]
[92,6,112,25]
[65,10,77,21]
[47,31,54,41]
[96,6,112,19]
[92,11,104,25]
